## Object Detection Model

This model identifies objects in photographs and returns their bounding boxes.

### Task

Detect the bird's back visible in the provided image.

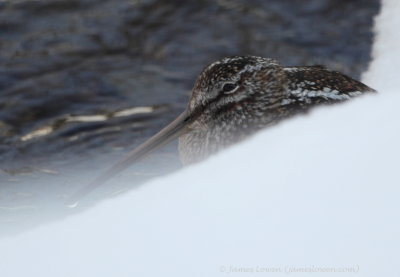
[283,66,375,105]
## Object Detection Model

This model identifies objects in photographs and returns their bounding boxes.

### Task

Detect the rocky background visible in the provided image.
[0,0,380,233]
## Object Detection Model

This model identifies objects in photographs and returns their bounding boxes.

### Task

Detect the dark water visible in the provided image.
[0,0,380,234]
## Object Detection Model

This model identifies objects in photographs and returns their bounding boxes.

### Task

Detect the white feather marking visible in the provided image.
[290,88,352,101]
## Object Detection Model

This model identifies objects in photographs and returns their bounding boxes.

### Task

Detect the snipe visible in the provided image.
[68,56,375,203]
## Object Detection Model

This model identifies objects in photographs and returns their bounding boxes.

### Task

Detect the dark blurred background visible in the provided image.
[0,0,379,231]
[0,0,380,165]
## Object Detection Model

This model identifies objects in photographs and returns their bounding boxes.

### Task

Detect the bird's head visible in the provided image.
[187,56,287,125]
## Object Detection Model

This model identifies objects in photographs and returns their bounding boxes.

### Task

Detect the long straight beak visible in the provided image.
[67,108,191,206]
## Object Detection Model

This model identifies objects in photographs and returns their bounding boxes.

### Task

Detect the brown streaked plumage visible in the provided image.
[67,56,375,204]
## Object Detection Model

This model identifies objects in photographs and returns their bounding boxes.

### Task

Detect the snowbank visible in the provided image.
[363,0,400,89]
[0,0,399,276]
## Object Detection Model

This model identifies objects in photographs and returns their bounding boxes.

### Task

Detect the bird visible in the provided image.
[67,55,376,204]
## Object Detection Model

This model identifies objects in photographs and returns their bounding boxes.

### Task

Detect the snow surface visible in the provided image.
[363,0,400,90]
[1,1,399,276]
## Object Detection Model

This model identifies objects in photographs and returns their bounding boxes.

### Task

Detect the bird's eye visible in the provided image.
[222,83,238,93]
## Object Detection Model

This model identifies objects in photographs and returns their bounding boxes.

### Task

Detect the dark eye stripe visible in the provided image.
[188,83,240,122]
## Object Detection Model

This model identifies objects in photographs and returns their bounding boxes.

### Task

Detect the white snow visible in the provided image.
[363,0,400,90]
[1,0,400,276]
